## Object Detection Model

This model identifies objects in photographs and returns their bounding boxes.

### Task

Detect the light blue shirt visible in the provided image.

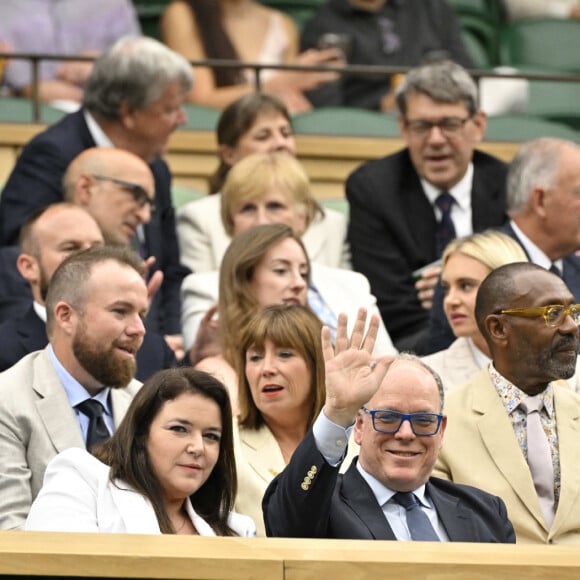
[312,410,449,541]
[47,344,113,444]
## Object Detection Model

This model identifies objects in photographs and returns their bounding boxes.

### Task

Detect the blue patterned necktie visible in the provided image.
[393,492,440,541]
[434,192,456,257]
[307,286,337,342]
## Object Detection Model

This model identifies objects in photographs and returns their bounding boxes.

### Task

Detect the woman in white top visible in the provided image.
[161,0,341,112]
[422,231,529,390]
[25,368,255,536]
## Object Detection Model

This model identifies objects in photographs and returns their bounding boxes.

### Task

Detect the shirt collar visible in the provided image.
[489,363,554,418]
[355,459,431,508]
[33,301,47,323]
[421,163,474,212]
[47,344,112,416]
[83,109,114,148]
[509,219,563,272]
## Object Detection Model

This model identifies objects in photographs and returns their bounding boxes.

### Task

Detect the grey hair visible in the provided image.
[83,36,193,119]
[507,138,576,213]
[392,352,445,411]
[395,59,478,117]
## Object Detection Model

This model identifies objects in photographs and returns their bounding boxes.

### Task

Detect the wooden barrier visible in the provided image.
[0,123,521,201]
[0,531,579,579]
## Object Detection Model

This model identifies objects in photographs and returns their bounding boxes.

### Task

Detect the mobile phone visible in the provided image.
[412,259,442,280]
[317,33,351,59]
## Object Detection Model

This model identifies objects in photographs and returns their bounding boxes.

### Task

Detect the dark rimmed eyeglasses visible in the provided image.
[404,116,472,138]
[92,174,155,211]
[362,407,443,436]
[497,304,580,327]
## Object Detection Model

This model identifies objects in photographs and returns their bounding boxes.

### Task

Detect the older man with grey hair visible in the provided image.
[346,59,508,354]
[501,138,580,301]
[0,36,193,359]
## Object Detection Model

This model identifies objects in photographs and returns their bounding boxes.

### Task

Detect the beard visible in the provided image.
[72,322,138,389]
[537,335,579,381]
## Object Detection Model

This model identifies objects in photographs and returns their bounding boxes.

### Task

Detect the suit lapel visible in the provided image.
[427,481,475,540]
[340,463,396,540]
[110,380,140,427]
[562,256,580,302]
[471,152,507,231]
[238,425,286,482]
[472,370,546,528]
[444,338,482,387]
[17,307,48,352]
[33,350,85,452]
[551,388,580,534]
[109,481,161,534]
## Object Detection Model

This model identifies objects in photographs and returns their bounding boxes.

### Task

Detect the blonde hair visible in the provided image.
[220,152,324,236]
[442,230,528,270]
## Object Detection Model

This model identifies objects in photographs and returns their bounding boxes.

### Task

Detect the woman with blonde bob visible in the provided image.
[422,231,529,390]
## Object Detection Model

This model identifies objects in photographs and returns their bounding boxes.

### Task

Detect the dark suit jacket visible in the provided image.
[0,305,177,381]
[426,220,580,354]
[0,110,189,334]
[346,148,508,351]
[263,430,515,542]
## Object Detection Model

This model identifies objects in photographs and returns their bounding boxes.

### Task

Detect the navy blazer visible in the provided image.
[346,148,508,352]
[0,110,189,335]
[0,305,176,381]
[263,430,515,542]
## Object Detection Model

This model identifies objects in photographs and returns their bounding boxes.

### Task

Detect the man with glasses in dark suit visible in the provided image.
[263,311,515,543]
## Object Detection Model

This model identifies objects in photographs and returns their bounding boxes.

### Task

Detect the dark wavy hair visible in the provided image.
[95,368,237,535]
[184,0,244,87]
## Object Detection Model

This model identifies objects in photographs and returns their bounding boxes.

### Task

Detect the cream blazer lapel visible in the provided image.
[471,369,546,529]
[550,387,580,537]
[32,350,84,452]
[110,379,141,427]
[238,424,285,483]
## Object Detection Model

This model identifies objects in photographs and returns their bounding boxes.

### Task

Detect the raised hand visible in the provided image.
[322,308,393,427]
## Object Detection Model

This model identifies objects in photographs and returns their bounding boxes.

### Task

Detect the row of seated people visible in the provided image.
[0,0,538,115]
[0,33,579,544]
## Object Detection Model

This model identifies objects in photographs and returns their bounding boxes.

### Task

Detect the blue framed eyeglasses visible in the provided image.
[362,407,443,436]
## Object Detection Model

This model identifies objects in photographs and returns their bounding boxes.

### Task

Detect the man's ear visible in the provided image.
[75,174,95,206]
[119,101,137,130]
[53,301,77,336]
[485,313,509,348]
[529,186,548,219]
[353,409,365,446]
[470,110,487,144]
[16,253,39,283]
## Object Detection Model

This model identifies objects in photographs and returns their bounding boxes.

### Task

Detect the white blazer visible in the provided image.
[180,262,397,355]
[176,194,352,272]
[25,448,256,536]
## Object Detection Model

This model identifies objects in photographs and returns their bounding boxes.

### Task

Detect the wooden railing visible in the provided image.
[0,531,579,579]
[0,123,520,201]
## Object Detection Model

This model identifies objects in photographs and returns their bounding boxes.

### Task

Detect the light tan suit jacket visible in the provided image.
[176,194,351,272]
[423,337,580,393]
[0,348,140,530]
[235,422,358,537]
[434,367,580,544]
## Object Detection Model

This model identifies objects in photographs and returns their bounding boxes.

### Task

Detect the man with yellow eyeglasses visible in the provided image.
[434,262,580,545]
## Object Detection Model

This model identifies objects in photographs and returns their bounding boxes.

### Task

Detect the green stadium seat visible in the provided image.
[291,107,400,138]
[133,1,172,40]
[499,18,580,73]
[0,97,66,124]
[320,198,349,218]
[484,114,580,142]
[526,80,580,132]
[171,185,206,209]
[180,103,222,132]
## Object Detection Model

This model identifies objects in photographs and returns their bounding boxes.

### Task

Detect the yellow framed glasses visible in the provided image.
[498,304,580,327]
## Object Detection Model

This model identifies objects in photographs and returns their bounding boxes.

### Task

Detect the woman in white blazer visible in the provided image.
[25,368,255,536]
[176,93,351,272]
[422,231,529,390]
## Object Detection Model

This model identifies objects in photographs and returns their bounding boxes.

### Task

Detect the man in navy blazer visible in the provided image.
[0,36,193,357]
[263,314,515,543]
[0,203,176,381]
[427,137,580,354]
[346,60,507,353]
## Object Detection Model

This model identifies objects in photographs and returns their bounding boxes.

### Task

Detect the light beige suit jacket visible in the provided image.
[423,337,580,393]
[176,194,351,272]
[434,367,580,544]
[0,348,140,530]
[234,422,358,537]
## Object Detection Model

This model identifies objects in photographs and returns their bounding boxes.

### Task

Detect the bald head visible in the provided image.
[62,147,155,245]
[17,203,104,304]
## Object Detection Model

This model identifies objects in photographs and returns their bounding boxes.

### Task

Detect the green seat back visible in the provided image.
[484,114,580,142]
[292,107,400,138]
